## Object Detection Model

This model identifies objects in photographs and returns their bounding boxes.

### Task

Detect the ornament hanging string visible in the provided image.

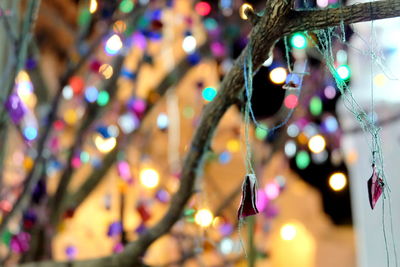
[304,16,398,265]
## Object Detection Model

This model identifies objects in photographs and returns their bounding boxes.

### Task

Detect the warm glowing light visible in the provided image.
[308,135,326,154]
[99,64,113,79]
[194,209,214,227]
[105,34,123,55]
[113,20,127,33]
[329,172,347,191]
[239,3,254,20]
[89,0,98,13]
[16,70,30,83]
[269,67,287,84]
[226,139,240,152]
[374,73,387,87]
[64,109,78,125]
[139,168,160,189]
[280,223,297,241]
[182,35,197,54]
[94,135,117,153]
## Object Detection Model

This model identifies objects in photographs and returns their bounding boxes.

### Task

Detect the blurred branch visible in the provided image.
[48,5,148,226]
[0,12,113,238]
[64,42,211,213]
[48,54,125,226]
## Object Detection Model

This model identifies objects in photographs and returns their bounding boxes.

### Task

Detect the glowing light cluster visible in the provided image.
[269,67,287,84]
[194,209,214,227]
[182,35,197,54]
[89,0,98,13]
[94,134,116,153]
[105,34,123,55]
[139,168,160,189]
[336,65,351,81]
[280,223,297,241]
[308,135,326,154]
[329,172,347,191]
[99,64,113,79]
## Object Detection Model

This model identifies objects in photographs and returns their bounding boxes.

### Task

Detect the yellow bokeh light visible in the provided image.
[139,168,160,189]
[64,109,78,125]
[280,223,297,241]
[226,139,240,152]
[239,3,254,20]
[16,70,30,83]
[113,20,127,33]
[99,64,114,79]
[269,67,287,84]
[194,209,214,227]
[89,0,98,13]
[94,135,117,153]
[329,172,347,191]
[374,73,387,87]
[308,135,326,154]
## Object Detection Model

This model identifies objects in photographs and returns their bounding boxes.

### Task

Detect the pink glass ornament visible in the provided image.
[368,164,384,209]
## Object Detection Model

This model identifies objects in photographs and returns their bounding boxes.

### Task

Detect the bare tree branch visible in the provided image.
[64,42,211,214]
[288,1,400,33]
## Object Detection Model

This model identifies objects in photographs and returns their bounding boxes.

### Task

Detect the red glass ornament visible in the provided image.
[237,174,259,219]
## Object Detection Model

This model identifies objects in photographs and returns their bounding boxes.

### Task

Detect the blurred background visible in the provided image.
[0,0,399,266]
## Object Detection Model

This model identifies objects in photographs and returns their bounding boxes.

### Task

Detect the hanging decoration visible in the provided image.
[367,164,383,209]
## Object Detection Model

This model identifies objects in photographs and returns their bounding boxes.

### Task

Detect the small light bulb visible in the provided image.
[308,135,326,154]
[280,223,297,241]
[139,168,160,189]
[269,67,287,84]
[329,172,347,191]
[182,35,197,54]
[194,209,214,227]
[105,34,123,55]
[239,3,254,20]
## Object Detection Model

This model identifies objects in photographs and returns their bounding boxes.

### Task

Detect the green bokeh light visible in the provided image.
[255,124,268,140]
[97,91,110,106]
[309,96,323,116]
[296,150,310,169]
[119,0,134,13]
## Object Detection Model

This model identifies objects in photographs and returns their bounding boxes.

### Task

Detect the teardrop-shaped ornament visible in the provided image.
[367,164,384,209]
[237,174,259,219]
